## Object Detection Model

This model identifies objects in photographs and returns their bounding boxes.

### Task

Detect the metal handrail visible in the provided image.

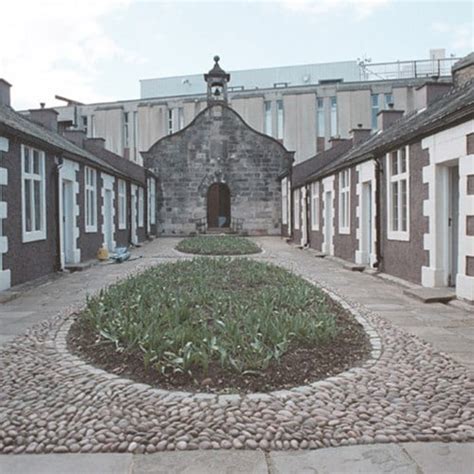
[359,57,460,81]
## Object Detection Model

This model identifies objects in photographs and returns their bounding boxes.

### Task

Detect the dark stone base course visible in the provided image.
[0,280,473,455]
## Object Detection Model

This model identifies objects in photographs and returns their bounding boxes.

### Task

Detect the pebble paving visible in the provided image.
[0,239,473,454]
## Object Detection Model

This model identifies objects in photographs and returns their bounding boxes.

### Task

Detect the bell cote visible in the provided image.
[204,55,230,104]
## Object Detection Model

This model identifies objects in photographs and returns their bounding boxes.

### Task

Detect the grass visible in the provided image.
[81,258,338,377]
[176,235,261,255]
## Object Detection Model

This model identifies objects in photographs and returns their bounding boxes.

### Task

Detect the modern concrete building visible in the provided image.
[55,52,459,164]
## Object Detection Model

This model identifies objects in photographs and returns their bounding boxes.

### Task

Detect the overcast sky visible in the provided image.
[1,0,472,109]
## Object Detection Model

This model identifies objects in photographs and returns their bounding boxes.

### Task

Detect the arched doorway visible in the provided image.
[207,183,231,228]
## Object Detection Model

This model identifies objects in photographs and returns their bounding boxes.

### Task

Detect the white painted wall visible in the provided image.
[421,119,474,302]
[58,159,81,268]
[355,160,377,267]
[0,136,10,291]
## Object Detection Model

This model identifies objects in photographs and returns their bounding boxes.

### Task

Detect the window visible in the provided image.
[317,98,325,137]
[138,187,144,227]
[293,188,300,230]
[330,97,337,136]
[264,101,272,136]
[21,145,46,242]
[118,180,127,230]
[85,166,97,232]
[311,181,320,231]
[387,147,409,240]
[167,109,173,135]
[338,169,350,233]
[148,178,156,225]
[178,108,184,130]
[133,111,139,162]
[82,116,88,134]
[371,94,379,129]
[123,112,129,148]
[384,93,393,109]
[281,177,288,225]
[276,100,284,139]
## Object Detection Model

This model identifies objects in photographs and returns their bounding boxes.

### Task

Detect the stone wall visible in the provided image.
[143,104,293,236]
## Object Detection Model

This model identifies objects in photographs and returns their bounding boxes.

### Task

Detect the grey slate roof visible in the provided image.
[292,139,353,188]
[0,104,123,176]
[310,79,474,181]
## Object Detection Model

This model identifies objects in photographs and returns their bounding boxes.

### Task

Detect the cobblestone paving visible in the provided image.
[0,238,473,455]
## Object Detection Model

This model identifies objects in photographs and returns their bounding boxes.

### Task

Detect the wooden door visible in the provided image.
[207,183,230,228]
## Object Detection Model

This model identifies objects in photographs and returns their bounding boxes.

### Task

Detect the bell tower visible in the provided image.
[204,55,230,105]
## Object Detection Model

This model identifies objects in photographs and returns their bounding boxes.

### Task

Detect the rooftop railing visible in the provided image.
[358,57,461,81]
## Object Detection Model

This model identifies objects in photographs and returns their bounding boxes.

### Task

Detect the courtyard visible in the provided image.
[0,237,472,473]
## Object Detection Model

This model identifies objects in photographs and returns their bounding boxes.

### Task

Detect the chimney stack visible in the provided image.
[63,129,87,148]
[28,106,59,132]
[452,53,474,88]
[84,138,106,150]
[414,81,452,110]
[0,79,11,107]
[376,105,404,131]
[350,124,372,145]
[328,136,348,148]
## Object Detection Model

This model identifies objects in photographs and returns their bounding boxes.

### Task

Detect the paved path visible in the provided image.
[1,442,473,473]
[0,237,473,473]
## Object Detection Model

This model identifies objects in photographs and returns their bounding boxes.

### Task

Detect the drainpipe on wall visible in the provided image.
[54,156,64,272]
[374,156,383,269]
[306,184,311,246]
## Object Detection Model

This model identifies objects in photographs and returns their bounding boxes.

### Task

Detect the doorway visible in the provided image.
[61,180,75,265]
[207,183,231,228]
[447,166,459,286]
[103,189,114,251]
[360,181,373,265]
[324,191,333,255]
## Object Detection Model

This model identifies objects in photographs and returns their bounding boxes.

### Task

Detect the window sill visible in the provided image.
[338,227,350,235]
[387,231,410,242]
[22,231,46,243]
[85,226,98,234]
[118,223,127,231]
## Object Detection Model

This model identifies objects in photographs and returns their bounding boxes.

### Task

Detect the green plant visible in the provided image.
[176,236,261,255]
[81,258,338,377]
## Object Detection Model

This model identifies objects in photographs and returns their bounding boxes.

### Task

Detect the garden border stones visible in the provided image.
[1,247,473,454]
[53,275,382,404]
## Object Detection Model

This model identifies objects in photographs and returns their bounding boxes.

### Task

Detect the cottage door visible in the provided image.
[361,181,372,265]
[104,189,113,251]
[61,180,75,265]
[448,166,459,286]
[207,183,230,228]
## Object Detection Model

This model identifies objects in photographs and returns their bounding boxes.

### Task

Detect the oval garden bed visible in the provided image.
[176,235,262,255]
[68,258,370,393]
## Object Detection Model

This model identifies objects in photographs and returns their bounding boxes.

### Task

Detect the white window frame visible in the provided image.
[330,96,337,137]
[264,101,272,136]
[276,100,284,139]
[21,145,46,242]
[167,109,174,135]
[148,177,156,225]
[317,97,325,137]
[338,169,350,234]
[123,112,129,148]
[138,187,144,227]
[281,177,288,225]
[118,179,127,230]
[311,181,320,231]
[294,188,300,230]
[84,166,98,233]
[387,147,410,241]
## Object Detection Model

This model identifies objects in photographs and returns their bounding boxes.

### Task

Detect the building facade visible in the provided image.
[143,57,293,236]
[284,54,474,302]
[55,55,458,165]
[0,80,157,290]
